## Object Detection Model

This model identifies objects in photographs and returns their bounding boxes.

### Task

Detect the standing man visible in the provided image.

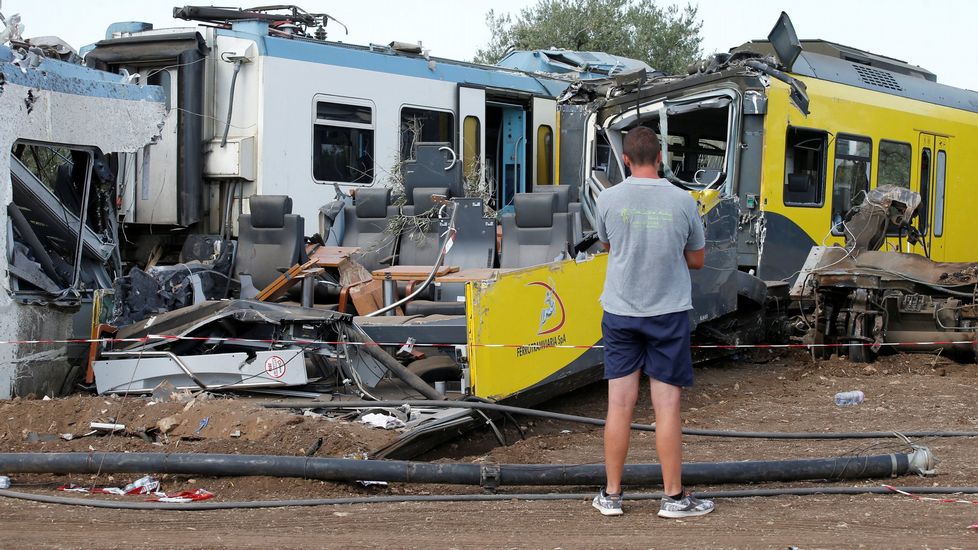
[591,126,713,518]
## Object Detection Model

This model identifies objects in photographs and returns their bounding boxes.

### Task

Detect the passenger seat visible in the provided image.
[500,193,570,268]
[234,195,305,299]
[533,184,583,246]
[397,187,450,266]
[341,188,399,272]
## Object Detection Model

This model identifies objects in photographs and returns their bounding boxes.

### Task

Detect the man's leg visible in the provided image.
[604,370,640,495]
[650,378,683,496]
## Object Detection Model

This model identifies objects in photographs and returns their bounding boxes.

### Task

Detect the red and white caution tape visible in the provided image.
[2,333,976,351]
[57,476,213,503]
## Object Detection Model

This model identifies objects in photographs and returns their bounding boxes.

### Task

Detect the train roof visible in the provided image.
[734,39,978,115]
[90,18,569,99]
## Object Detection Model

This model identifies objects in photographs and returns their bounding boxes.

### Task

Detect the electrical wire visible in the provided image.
[2,486,978,511]
[262,400,978,440]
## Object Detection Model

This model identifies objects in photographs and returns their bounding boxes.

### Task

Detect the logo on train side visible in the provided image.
[527,281,565,336]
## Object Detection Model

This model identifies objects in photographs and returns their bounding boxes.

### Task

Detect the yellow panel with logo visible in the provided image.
[465,255,608,401]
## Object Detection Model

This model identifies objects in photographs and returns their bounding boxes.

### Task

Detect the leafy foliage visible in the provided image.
[474,0,703,75]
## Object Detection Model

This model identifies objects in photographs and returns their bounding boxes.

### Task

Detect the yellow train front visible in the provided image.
[561,20,978,286]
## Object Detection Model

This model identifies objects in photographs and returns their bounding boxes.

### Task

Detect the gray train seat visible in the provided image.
[342,188,399,272]
[500,193,570,268]
[397,188,449,266]
[235,195,305,299]
[403,198,497,316]
[533,185,583,244]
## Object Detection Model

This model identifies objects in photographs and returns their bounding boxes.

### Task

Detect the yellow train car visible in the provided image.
[562,13,978,284]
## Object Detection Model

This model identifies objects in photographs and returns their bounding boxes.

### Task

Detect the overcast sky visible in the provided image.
[5,0,976,90]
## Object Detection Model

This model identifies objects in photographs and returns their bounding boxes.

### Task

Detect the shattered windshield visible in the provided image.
[594,97,734,190]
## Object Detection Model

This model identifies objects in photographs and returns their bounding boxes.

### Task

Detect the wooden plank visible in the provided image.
[371,265,460,281]
[349,279,402,316]
[255,259,317,301]
[308,245,362,268]
[435,268,515,283]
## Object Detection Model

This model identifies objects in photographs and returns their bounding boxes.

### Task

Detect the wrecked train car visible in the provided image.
[83,5,568,264]
[555,13,978,284]
[0,34,165,397]
[792,186,978,363]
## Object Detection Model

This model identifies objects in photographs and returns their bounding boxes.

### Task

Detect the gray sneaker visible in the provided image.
[592,488,624,516]
[658,493,715,518]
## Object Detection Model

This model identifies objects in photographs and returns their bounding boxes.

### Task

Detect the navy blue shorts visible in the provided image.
[601,310,693,387]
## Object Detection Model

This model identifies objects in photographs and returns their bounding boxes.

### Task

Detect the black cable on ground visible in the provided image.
[262,399,978,440]
[1,486,976,511]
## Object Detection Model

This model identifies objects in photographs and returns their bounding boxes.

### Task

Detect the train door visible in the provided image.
[531,97,557,187]
[458,86,486,186]
[914,133,949,260]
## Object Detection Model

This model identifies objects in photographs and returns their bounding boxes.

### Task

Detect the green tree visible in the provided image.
[474,0,703,75]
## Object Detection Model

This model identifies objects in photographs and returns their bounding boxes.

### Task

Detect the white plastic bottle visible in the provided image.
[834,390,865,406]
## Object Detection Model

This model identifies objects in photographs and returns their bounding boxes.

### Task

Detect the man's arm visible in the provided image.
[684,197,706,270]
[594,197,610,253]
[684,247,704,270]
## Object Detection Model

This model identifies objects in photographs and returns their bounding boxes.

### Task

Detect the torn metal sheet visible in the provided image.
[94,350,309,394]
[93,300,355,395]
[0,24,166,398]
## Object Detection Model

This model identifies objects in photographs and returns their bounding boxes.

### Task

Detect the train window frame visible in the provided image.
[934,149,947,237]
[311,95,376,185]
[399,106,456,162]
[783,126,828,208]
[462,115,481,183]
[831,133,873,235]
[9,141,96,295]
[876,140,912,189]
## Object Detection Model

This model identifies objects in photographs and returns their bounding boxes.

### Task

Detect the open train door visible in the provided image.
[458,86,486,188]
[531,97,557,188]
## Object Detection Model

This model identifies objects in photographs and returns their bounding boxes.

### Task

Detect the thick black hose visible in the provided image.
[0,452,914,487]
[262,400,978,440]
[342,326,444,400]
[1,486,975,511]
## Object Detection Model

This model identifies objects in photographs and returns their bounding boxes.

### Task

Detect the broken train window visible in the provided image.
[659,98,731,187]
[831,135,872,234]
[399,106,455,162]
[8,142,116,297]
[312,98,375,184]
[783,127,827,207]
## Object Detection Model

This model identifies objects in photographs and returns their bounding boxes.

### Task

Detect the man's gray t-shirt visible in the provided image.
[594,176,706,317]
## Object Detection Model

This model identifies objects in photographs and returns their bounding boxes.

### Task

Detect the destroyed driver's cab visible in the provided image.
[0,33,166,398]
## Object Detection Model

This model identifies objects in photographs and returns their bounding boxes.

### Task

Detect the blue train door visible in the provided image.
[486,102,526,212]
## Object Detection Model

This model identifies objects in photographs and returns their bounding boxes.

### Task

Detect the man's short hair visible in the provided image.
[623,126,661,167]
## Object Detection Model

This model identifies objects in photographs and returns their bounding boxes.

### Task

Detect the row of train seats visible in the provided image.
[232,183,584,312]
[340,186,497,273]
[339,184,584,274]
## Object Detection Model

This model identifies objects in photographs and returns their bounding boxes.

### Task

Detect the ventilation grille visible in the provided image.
[852,63,903,91]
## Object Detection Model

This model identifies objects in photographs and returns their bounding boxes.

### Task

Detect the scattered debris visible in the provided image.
[90,422,126,433]
[56,476,214,502]
[360,413,406,430]
[157,416,183,434]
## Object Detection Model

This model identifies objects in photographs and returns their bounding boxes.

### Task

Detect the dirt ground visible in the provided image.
[2,348,978,549]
